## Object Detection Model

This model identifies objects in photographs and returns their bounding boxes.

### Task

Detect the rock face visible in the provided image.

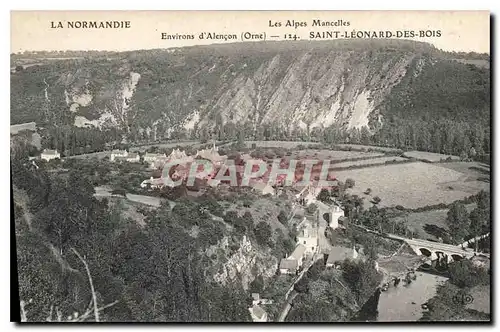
[10,40,489,133]
[209,235,278,290]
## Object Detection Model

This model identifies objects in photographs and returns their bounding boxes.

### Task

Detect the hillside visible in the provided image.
[11,40,490,138]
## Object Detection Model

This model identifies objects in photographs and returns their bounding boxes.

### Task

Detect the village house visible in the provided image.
[252,293,261,306]
[248,304,268,322]
[140,176,177,189]
[315,200,344,229]
[326,246,359,269]
[279,244,307,274]
[167,148,194,166]
[143,152,167,163]
[114,152,140,163]
[195,143,226,165]
[125,152,141,163]
[296,224,319,254]
[251,293,273,306]
[150,156,169,169]
[40,149,60,161]
[168,148,189,160]
[110,150,128,162]
[250,181,275,196]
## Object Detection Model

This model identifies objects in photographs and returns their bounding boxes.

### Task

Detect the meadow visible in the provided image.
[333,162,487,209]
[403,151,461,162]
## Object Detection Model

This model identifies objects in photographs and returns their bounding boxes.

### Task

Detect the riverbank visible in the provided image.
[377,272,448,321]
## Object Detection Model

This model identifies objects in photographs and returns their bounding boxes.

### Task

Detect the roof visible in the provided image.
[298,224,318,238]
[252,293,260,301]
[169,148,188,159]
[279,258,298,270]
[127,153,139,158]
[42,149,58,155]
[145,152,166,158]
[289,244,307,260]
[111,149,127,154]
[326,246,354,264]
[250,305,266,319]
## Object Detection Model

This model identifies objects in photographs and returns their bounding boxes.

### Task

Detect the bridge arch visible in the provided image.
[419,248,432,257]
[451,254,464,262]
[322,212,330,223]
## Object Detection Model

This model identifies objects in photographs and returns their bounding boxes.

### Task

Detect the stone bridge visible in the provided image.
[387,234,488,262]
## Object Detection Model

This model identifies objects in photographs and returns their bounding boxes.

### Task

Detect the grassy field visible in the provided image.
[391,204,476,241]
[291,149,385,161]
[334,162,487,209]
[330,156,408,169]
[335,144,403,153]
[246,140,320,149]
[403,151,460,162]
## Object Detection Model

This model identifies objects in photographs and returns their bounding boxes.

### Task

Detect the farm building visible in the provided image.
[41,149,60,161]
[110,150,128,162]
[114,152,140,163]
[143,152,167,163]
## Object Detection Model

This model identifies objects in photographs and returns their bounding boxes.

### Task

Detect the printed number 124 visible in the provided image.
[284,34,299,40]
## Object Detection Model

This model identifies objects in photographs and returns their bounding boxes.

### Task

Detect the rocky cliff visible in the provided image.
[11,40,490,136]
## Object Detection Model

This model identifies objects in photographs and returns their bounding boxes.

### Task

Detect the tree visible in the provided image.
[448,260,489,289]
[317,188,331,202]
[345,178,355,189]
[306,203,317,215]
[446,202,470,244]
[371,196,381,205]
[254,221,272,247]
[476,190,490,211]
[341,259,382,303]
[469,208,487,252]
[249,276,264,294]
[360,126,371,145]
[362,235,379,260]
[277,210,288,225]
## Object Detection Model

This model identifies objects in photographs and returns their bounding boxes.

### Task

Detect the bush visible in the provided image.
[254,221,272,246]
[277,210,288,225]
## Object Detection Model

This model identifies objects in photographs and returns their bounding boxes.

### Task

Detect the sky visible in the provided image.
[11,11,490,53]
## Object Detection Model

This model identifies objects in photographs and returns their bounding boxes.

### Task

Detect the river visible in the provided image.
[376,272,448,322]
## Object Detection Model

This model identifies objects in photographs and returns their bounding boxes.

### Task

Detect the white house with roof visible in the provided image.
[315,200,344,229]
[279,244,307,274]
[110,150,128,162]
[150,156,169,169]
[140,176,175,189]
[296,225,319,254]
[195,143,226,164]
[113,152,140,163]
[124,152,140,163]
[40,149,60,161]
[143,152,167,163]
[251,181,275,196]
[168,148,188,160]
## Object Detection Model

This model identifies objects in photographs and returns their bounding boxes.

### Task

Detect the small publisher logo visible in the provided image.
[452,293,474,305]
